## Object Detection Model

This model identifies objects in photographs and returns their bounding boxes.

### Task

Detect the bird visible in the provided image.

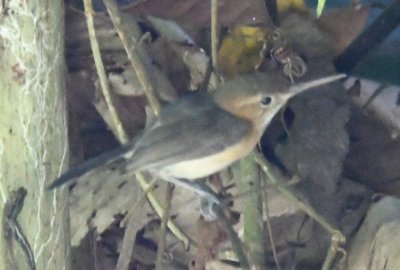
[48,72,345,205]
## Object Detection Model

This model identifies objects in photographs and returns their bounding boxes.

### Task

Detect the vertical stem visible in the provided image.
[115,197,148,270]
[82,0,128,144]
[103,0,162,115]
[213,206,250,269]
[155,184,174,270]
[211,0,219,75]
[234,153,267,268]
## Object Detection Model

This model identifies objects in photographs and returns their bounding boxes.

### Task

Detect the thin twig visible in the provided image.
[262,178,281,270]
[82,0,128,144]
[254,152,345,239]
[254,152,346,270]
[321,237,346,270]
[121,177,158,227]
[155,183,174,270]
[213,205,250,269]
[124,174,194,254]
[361,83,387,110]
[115,198,148,270]
[103,0,162,115]
[211,0,219,78]
[136,174,195,249]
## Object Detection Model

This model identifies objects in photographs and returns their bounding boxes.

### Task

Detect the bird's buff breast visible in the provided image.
[157,129,259,180]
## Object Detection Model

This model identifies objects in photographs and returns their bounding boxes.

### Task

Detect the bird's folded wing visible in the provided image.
[125,95,251,171]
[48,93,251,189]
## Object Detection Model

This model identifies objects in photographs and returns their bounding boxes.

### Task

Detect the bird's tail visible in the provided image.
[47,146,130,190]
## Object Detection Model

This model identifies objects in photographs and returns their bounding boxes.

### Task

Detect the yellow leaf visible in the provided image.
[218,1,308,78]
[218,26,268,78]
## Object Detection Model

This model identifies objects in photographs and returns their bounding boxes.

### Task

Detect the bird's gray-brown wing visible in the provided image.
[48,92,250,189]
[123,93,252,172]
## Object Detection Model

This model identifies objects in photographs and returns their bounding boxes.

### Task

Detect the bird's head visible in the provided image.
[212,72,345,132]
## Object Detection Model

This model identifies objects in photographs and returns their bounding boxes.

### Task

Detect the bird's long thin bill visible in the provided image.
[289,74,347,95]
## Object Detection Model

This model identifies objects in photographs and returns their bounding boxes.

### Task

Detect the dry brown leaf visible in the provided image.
[190,216,228,270]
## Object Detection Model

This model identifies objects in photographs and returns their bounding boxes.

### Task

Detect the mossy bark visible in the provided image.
[0,1,69,269]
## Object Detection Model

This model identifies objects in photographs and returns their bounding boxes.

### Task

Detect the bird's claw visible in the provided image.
[189,180,221,221]
[199,194,220,221]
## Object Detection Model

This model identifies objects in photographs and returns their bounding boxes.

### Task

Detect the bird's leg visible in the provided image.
[161,176,221,221]
[253,152,346,269]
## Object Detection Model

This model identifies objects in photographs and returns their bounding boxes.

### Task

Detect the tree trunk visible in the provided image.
[0,1,69,270]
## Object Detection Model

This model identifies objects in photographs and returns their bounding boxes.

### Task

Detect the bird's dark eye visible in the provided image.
[261,96,272,106]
